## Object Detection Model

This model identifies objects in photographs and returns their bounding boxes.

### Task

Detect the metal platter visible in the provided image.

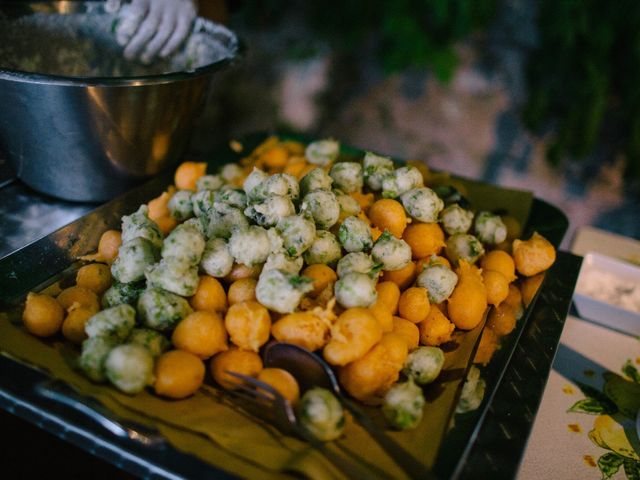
[0,133,578,479]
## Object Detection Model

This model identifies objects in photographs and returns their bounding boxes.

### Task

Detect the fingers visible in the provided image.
[141,14,176,64]
[119,0,197,62]
[160,13,192,58]
[124,9,161,60]
[115,0,148,47]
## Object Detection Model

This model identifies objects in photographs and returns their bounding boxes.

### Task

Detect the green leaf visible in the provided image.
[573,380,618,414]
[597,453,624,480]
[622,360,640,384]
[289,275,312,288]
[603,373,640,418]
[623,458,640,480]
[428,48,458,84]
[568,398,608,415]
[369,262,385,276]
[376,230,393,243]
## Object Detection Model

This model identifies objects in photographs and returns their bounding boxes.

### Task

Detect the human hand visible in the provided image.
[114,0,197,63]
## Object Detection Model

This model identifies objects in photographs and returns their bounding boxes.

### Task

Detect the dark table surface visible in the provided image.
[1,409,137,479]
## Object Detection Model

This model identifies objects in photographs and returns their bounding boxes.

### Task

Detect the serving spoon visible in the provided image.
[263,342,437,480]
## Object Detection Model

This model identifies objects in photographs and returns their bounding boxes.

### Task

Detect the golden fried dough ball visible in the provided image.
[473,328,499,366]
[61,305,94,343]
[56,286,100,313]
[227,278,257,305]
[512,232,556,277]
[338,333,409,405]
[259,145,289,170]
[97,230,122,263]
[22,292,64,337]
[172,311,228,359]
[223,263,262,283]
[375,281,401,315]
[302,264,337,298]
[190,276,228,313]
[392,316,420,351]
[76,263,112,295]
[351,192,375,211]
[369,302,394,332]
[257,368,300,404]
[504,284,523,309]
[175,161,207,191]
[447,260,487,330]
[381,261,417,290]
[402,223,445,259]
[224,301,271,352]
[486,303,517,336]
[323,308,382,367]
[368,199,408,238]
[398,287,431,323]
[481,270,510,307]
[209,348,263,390]
[147,188,173,221]
[480,250,517,282]
[520,273,545,308]
[154,350,205,399]
[271,312,330,351]
[417,307,455,347]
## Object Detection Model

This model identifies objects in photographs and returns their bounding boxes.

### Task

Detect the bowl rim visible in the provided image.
[0,51,241,87]
[579,251,640,281]
[574,250,640,317]
[0,1,243,87]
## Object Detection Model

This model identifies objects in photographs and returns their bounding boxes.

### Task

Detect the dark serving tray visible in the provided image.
[0,134,579,479]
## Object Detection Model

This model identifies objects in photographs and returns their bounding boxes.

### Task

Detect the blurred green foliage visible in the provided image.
[524,0,640,182]
[237,0,496,82]
[236,0,640,184]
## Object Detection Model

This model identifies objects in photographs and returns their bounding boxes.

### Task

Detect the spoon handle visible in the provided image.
[343,398,438,480]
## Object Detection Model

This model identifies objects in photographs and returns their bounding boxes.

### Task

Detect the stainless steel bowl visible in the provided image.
[0,1,239,202]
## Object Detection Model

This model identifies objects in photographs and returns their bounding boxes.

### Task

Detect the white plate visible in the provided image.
[573,251,640,336]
